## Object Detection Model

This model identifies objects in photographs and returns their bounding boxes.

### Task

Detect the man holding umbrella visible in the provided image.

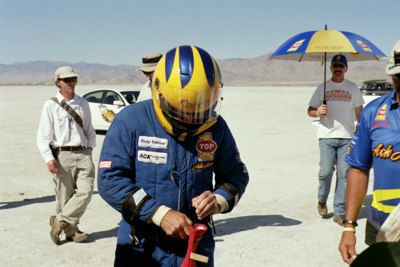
[307,55,364,225]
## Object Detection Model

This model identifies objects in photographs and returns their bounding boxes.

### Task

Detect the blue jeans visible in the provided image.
[318,138,351,215]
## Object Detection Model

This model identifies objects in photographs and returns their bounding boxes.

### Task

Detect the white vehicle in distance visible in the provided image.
[82,88,141,131]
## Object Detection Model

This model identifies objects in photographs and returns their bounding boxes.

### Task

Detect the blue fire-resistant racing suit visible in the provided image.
[346,91,400,244]
[97,100,249,266]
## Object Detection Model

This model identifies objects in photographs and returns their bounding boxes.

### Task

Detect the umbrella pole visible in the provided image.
[323,52,327,104]
[323,25,327,105]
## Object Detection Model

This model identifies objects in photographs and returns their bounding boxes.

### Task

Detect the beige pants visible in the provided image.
[53,148,95,229]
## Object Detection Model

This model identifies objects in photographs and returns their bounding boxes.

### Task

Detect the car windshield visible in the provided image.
[83,91,103,103]
[360,80,389,90]
[361,83,376,89]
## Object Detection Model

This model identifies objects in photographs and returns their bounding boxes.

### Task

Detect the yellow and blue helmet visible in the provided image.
[152,45,223,139]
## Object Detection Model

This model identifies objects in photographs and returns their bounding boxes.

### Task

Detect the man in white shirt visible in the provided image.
[101,53,163,123]
[37,66,96,245]
[136,52,162,102]
[307,55,364,226]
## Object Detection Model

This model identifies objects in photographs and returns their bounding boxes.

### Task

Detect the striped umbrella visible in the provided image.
[269,26,386,102]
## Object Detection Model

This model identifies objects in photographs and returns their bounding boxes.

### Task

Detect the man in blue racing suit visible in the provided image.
[339,40,400,264]
[97,46,249,266]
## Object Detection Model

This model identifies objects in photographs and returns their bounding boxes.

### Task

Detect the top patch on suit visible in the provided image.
[196,132,217,161]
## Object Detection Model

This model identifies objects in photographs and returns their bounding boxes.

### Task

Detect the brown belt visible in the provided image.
[55,146,86,151]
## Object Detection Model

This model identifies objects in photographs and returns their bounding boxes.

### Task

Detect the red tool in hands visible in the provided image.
[180,223,209,267]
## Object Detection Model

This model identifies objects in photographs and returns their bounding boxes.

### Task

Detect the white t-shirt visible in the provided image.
[136,80,152,102]
[308,79,365,139]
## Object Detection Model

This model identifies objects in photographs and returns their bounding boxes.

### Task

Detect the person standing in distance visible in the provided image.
[101,52,163,123]
[136,52,163,102]
[37,66,96,245]
[97,46,249,266]
[307,55,364,225]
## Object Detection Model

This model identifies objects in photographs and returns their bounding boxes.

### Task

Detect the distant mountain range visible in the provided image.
[0,53,389,87]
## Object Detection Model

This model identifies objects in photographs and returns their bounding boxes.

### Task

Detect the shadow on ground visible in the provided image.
[322,194,373,220]
[0,191,99,210]
[214,215,301,237]
[96,130,107,135]
[359,194,373,219]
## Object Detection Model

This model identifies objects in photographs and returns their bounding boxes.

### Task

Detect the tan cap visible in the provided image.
[136,52,163,72]
[386,40,400,76]
[54,66,78,81]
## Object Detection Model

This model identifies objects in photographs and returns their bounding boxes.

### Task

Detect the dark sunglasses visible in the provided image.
[332,63,346,68]
[59,77,77,83]
[142,71,153,75]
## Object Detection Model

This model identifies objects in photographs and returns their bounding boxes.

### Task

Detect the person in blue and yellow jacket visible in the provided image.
[97,45,249,266]
[339,40,400,265]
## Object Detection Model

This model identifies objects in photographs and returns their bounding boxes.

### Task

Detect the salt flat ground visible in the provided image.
[0,85,373,266]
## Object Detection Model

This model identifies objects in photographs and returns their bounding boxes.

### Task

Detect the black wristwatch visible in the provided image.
[343,220,358,227]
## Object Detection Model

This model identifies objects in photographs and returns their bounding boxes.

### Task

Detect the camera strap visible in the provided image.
[51,97,86,135]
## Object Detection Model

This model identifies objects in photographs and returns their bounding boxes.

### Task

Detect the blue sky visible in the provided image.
[2,0,399,66]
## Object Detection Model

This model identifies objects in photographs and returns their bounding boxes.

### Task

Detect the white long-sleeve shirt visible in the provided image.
[37,92,96,163]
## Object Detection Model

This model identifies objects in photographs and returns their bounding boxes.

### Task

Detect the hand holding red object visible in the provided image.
[180,224,208,267]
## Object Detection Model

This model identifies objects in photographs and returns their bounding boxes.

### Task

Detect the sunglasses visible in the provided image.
[142,71,153,75]
[332,63,346,68]
[59,77,77,83]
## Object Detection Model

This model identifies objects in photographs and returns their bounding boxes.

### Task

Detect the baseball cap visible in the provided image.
[386,40,400,76]
[136,52,163,73]
[331,55,347,66]
[54,66,78,81]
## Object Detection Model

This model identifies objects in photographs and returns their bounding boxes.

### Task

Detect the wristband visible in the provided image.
[316,108,320,117]
[343,227,355,233]
[343,220,358,227]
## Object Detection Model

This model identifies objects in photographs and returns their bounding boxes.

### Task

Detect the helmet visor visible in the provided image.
[158,83,222,129]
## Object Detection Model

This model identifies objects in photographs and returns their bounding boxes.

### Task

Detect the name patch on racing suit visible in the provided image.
[137,150,168,164]
[138,136,168,149]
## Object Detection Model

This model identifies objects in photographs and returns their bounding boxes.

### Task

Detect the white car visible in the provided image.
[82,88,141,131]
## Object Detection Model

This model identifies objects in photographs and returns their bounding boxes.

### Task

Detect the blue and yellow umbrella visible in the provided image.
[269,26,386,102]
[269,29,385,62]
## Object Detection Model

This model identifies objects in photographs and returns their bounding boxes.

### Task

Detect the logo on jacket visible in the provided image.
[196,132,217,161]
[372,121,390,128]
[372,144,400,161]
[192,161,214,171]
[375,105,387,121]
[138,150,167,164]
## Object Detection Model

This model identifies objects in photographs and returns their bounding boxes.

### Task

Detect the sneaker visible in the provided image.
[66,231,89,243]
[333,215,345,226]
[50,217,69,245]
[318,201,327,216]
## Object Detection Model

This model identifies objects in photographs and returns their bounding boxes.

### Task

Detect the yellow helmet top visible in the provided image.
[152,46,223,140]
